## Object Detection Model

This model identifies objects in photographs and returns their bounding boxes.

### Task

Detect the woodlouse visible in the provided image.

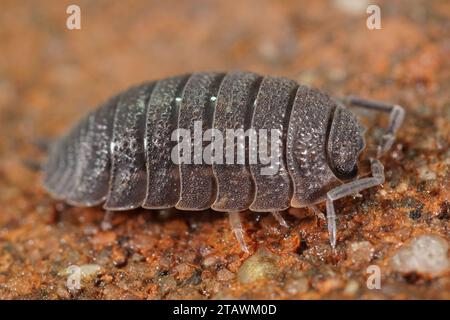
[42,71,405,252]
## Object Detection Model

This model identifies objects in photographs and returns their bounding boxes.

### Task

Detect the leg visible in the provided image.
[271,211,289,228]
[325,158,385,249]
[325,97,401,248]
[343,96,405,158]
[101,210,114,231]
[309,205,326,221]
[228,212,249,253]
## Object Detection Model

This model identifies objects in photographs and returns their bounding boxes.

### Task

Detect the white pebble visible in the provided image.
[417,165,437,181]
[391,235,449,276]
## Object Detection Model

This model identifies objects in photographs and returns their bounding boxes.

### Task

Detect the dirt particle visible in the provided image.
[395,182,409,193]
[417,165,437,181]
[346,241,374,268]
[409,209,422,220]
[216,268,235,282]
[158,275,177,296]
[295,239,308,256]
[316,277,343,294]
[400,197,424,209]
[91,231,117,247]
[130,252,145,263]
[0,251,14,273]
[173,263,195,282]
[202,255,219,268]
[111,246,128,268]
[437,201,449,220]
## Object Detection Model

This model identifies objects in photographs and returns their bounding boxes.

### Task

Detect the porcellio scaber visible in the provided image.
[42,71,405,252]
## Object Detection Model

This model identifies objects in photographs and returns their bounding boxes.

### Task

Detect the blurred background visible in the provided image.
[1,0,448,139]
[0,0,448,299]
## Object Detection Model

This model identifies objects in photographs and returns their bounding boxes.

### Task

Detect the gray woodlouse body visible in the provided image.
[42,71,405,252]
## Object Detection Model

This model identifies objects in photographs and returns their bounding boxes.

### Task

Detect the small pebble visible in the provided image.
[346,241,374,267]
[158,275,177,295]
[0,252,13,273]
[395,182,408,193]
[130,252,145,263]
[316,277,343,294]
[78,264,103,278]
[417,165,437,181]
[91,231,117,246]
[237,247,279,284]
[111,246,128,268]
[202,255,218,268]
[343,280,360,295]
[173,263,195,280]
[216,268,235,282]
[391,234,450,276]
[333,0,369,15]
[284,272,309,294]
[409,209,422,220]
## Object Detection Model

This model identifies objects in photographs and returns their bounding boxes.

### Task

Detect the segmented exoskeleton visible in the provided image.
[43,71,405,252]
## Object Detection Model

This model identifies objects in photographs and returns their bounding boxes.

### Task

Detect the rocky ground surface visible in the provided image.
[0,0,448,299]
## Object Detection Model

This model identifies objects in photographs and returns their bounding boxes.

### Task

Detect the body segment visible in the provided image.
[143,75,190,209]
[211,71,262,212]
[105,83,154,210]
[248,76,297,211]
[175,72,225,210]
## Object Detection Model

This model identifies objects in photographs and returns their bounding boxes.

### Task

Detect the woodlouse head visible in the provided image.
[326,106,366,181]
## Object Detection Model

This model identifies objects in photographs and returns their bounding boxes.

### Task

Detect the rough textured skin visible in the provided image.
[249,76,298,211]
[55,123,81,198]
[65,116,89,199]
[327,106,366,180]
[69,96,120,206]
[287,87,341,207]
[43,71,364,212]
[143,75,190,209]
[175,72,225,210]
[43,137,63,195]
[105,83,155,210]
[211,71,262,212]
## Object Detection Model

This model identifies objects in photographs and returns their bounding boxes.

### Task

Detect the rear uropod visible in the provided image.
[42,71,405,252]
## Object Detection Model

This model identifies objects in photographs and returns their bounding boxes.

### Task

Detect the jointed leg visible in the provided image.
[321,97,403,248]
[101,210,114,231]
[325,158,385,248]
[309,205,326,221]
[229,212,249,253]
[343,96,405,158]
[271,211,289,227]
